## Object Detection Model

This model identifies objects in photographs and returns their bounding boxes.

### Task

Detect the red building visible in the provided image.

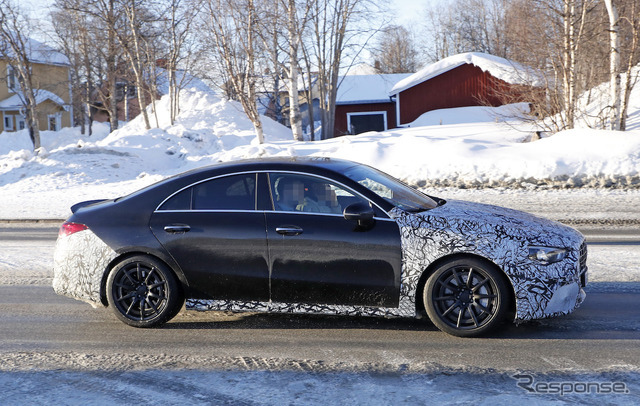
[333,73,411,137]
[389,52,541,126]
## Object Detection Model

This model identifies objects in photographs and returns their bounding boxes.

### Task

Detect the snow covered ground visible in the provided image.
[0,88,639,220]
[0,368,637,405]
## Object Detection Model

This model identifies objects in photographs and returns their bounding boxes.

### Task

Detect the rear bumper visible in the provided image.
[52,229,117,306]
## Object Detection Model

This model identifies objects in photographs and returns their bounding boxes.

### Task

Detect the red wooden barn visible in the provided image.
[333,73,411,137]
[389,52,540,127]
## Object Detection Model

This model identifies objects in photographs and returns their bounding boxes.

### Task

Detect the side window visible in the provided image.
[158,173,256,211]
[159,188,192,210]
[270,173,366,215]
[193,174,256,210]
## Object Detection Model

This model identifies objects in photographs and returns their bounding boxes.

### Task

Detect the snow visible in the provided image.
[0,368,637,405]
[1,36,69,66]
[389,52,543,95]
[336,73,412,104]
[1,87,639,219]
[0,89,67,110]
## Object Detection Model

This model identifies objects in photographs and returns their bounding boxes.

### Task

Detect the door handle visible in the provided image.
[276,226,303,236]
[164,224,191,233]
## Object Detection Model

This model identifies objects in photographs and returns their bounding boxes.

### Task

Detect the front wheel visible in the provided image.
[424,258,510,337]
[106,255,183,328]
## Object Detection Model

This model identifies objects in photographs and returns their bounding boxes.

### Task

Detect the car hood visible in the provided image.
[395,199,584,248]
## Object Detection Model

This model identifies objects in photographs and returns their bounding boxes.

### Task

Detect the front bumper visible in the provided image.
[513,241,588,322]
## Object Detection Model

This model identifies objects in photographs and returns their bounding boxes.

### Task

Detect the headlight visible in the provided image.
[528,246,567,265]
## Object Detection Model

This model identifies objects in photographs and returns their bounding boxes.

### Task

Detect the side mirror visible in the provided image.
[343,202,375,228]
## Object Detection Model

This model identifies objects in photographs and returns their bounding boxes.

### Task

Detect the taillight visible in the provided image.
[59,222,88,237]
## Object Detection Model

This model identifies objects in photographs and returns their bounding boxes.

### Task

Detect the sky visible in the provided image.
[22,0,429,27]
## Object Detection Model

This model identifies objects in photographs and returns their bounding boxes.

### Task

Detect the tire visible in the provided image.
[106,255,183,328]
[424,258,510,337]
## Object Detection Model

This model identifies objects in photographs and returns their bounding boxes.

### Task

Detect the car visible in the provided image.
[52,157,588,337]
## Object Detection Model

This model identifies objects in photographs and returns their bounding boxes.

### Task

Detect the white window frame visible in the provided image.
[346,111,388,134]
[47,113,62,131]
[16,115,26,131]
[6,65,18,93]
[3,113,14,131]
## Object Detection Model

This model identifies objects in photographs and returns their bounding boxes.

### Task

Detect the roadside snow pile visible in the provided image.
[1,88,639,219]
[0,90,292,218]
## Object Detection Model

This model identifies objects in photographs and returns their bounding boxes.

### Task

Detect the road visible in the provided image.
[1,284,640,373]
[0,224,639,372]
[0,224,639,404]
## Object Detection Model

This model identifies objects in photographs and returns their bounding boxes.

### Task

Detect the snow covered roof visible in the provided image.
[0,89,67,110]
[337,73,412,105]
[255,73,317,94]
[1,36,70,66]
[154,68,213,95]
[389,52,542,96]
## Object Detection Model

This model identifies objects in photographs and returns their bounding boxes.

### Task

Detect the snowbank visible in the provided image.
[1,89,639,219]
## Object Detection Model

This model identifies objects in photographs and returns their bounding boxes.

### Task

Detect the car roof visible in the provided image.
[194,156,357,172]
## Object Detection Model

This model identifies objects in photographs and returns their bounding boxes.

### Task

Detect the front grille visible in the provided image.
[578,241,588,287]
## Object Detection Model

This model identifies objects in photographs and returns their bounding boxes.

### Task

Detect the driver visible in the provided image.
[298,182,342,214]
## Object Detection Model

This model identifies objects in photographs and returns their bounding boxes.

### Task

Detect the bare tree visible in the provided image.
[51,8,93,135]
[0,0,42,150]
[155,0,200,125]
[373,25,418,73]
[202,0,264,143]
[111,0,156,130]
[308,0,382,139]
[57,0,125,132]
[422,0,510,62]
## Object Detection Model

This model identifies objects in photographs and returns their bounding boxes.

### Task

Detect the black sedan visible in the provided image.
[53,157,587,337]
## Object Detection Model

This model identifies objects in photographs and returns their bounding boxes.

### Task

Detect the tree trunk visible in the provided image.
[24,92,40,150]
[288,0,303,141]
[107,0,118,132]
[619,1,639,132]
[604,0,621,131]
[246,0,264,144]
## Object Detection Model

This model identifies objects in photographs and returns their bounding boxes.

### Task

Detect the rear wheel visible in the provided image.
[106,255,183,328]
[424,258,509,337]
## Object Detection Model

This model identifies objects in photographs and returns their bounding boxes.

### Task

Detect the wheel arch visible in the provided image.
[415,253,516,319]
[99,249,188,306]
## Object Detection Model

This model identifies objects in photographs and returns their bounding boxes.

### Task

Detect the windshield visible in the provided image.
[342,164,439,212]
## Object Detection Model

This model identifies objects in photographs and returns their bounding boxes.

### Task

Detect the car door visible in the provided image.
[265,172,402,308]
[150,173,269,301]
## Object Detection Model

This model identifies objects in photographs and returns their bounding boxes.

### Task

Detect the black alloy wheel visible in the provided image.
[424,258,509,337]
[106,255,183,327]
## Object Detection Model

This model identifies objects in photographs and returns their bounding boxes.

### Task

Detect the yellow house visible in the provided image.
[0,37,72,133]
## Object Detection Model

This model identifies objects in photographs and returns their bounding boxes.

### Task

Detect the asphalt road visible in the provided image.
[1,224,639,374]
[1,284,639,373]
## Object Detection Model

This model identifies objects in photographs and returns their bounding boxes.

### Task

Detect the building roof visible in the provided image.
[337,73,412,105]
[0,89,67,110]
[389,52,542,96]
[1,36,69,66]
[154,68,213,95]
